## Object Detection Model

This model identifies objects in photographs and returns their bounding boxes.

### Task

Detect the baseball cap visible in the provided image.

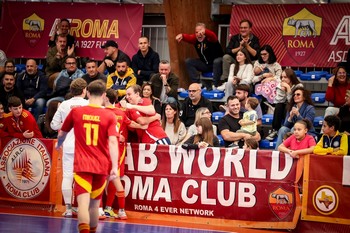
[101,40,118,49]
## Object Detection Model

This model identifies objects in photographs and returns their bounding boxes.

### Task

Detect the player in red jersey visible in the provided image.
[56,80,119,233]
[125,84,170,144]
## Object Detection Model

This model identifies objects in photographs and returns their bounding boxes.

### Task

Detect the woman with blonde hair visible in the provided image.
[162,103,186,145]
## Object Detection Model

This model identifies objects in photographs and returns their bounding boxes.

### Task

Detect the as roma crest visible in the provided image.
[268,187,294,220]
[282,8,322,65]
[22,13,45,48]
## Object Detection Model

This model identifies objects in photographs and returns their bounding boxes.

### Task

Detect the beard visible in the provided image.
[117,70,127,77]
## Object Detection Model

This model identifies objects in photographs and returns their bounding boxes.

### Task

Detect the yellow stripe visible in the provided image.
[74,174,92,193]
[91,180,107,199]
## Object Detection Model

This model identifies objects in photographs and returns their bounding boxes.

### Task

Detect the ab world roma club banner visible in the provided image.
[230,4,350,67]
[123,144,301,229]
[302,154,350,225]
[0,2,143,59]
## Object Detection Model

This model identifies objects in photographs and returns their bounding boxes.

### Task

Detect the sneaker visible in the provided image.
[117,209,128,220]
[217,82,226,91]
[265,130,277,141]
[104,207,116,218]
[62,209,73,218]
[99,207,106,220]
[72,207,78,216]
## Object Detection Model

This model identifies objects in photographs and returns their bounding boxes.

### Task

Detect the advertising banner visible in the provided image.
[302,154,350,225]
[230,4,350,67]
[0,2,143,59]
[123,144,301,229]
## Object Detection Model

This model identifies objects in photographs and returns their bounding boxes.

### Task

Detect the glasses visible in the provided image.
[293,93,302,97]
[202,111,211,115]
[260,53,268,56]
[188,89,199,93]
[5,66,14,68]
[66,62,76,66]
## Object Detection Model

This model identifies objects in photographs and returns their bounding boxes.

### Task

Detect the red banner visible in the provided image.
[230,4,350,67]
[123,144,300,229]
[0,2,143,59]
[302,154,350,225]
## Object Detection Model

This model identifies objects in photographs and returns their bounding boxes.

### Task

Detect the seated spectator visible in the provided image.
[275,87,316,149]
[141,82,162,114]
[0,72,25,113]
[16,59,48,120]
[218,95,261,148]
[150,60,179,104]
[162,103,186,145]
[324,66,350,117]
[278,119,316,158]
[243,138,259,150]
[0,59,17,81]
[45,35,75,89]
[182,117,220,149]
[2,96,42,139]
[48,18,75,49]
[47,56,84,105]
[338,90,350,134]
[81,59,107,85]
[98,40,131,75]
[132,36,160,85]
[39,100,60,139]
[314,115,348,156]
[176,23,223,88]
[182,107,217,143]
[0,49,6,73]
[106,58,136,99]
[179,83,213,127]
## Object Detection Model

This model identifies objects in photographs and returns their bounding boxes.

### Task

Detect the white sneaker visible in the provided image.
[117,209,128,220]
[265,130,277,141]
[62,209,73,217]
[217,82,226,91]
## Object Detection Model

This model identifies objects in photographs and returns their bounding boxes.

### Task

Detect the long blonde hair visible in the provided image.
[193,118,214,146]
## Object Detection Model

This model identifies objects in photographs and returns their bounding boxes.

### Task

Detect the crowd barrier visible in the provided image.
[0,138,349,231]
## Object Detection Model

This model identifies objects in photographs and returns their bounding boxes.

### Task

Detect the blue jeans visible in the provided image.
[28,98,46,121]
[185,58,212,83]
[275,126,292,150]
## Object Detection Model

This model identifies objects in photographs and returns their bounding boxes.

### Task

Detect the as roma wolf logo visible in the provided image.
[22,13,45,48]
[268,187,294,220]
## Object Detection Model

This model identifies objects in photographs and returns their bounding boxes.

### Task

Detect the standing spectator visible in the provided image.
[81,60,107,85]
[162,103,186,145]
[338,90,350,134]
[218,95,261,148]
[98,40,131,75]
[0,72,25,113]
[56,80,119,233]
[176,23,223,87]
[2,96,42,140]
[179,83,213,127]
[16,59,48,120]
[150,60,179,105]
[45,35,75,89]
[222,19,260,81]
[324,66,350,117]
[132,36,160,85]
[275,87,316,149]
[141,82,162,114]
[237,97,259,136]
[0,49,6,73]
[106,58,136,99]
[48,18,75,49]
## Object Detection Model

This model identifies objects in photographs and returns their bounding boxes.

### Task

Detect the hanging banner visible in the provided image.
[0,2,143,59]
[123,144,301,229]
[230,4,350,67]
[302,154,350,225]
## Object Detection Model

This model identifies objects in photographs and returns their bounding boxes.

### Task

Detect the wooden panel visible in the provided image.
[144,4,163,14]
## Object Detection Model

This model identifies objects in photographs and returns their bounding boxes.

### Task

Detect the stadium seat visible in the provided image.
[300,71,328,81]
[259,138,277,149]
[15,64,25,73]
[202,90,225,99]
[212,111,224,124]
[262,114,273,125]
[217,135,225,147]
[313,116,324,127]
[311,93,326,103]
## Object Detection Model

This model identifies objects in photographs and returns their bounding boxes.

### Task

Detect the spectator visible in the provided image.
[16,59,48,120]
[222,19,260,82]
[265,68,303,141]
[0,72,25,113]
[106,58,136,99]
[141,82,162,115]
[218,95,261,148]
[278,119,316,158]
[132,36,160,85]
[182,117,220,149]
[237,97,259,136]
[98,40,131,75]
[48,18,75,49]
[253,45,282,105]
[162,102,186,145]
[150,60,179,104]
[314,115,348,156]
[243,138,259,150]
[0,49,6,73]
[179,83,213,127]
[338,90,350,134]
[176,23,223,88]
[324,66,350,117]
[275,87,316,149]
[2,96,42,139]
[0,60,17,82]
[45,35,75,89]
[39,100,60,139]
[81,60,107,85]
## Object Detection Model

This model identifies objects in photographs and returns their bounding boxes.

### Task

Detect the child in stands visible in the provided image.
[278,119,316,158]
[243,138,259,150]
[313,115,348,156]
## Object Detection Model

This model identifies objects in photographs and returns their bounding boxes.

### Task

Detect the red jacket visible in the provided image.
[325,82,350,107]
[2,109,43,140]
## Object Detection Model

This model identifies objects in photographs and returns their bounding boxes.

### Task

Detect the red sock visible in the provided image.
[105,182,117,207]
[90,226,97,233]
[116,190,125,209]
[78,223,89,233]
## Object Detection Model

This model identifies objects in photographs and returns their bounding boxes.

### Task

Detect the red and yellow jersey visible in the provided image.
[106,106,131,140]
[61,104,118,175]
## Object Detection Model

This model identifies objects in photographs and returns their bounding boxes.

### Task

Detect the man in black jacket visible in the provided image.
[0,72,25,113]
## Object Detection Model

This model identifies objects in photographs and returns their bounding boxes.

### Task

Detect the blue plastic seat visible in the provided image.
[259,138,277,149]
[178,90,189,99]
[202,90,225,99]
[313,116,324,127]
[217,135,225,147]
[262,114,273,125]
[311,93,326,103]
[212,111,224,124]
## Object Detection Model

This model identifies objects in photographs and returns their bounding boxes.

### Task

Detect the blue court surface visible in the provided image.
[0,213,230,233]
